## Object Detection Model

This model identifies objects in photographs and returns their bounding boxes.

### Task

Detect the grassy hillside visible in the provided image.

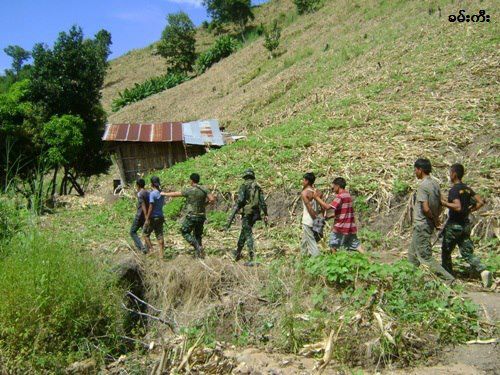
[106,0,498,220]
[101,0,296,112]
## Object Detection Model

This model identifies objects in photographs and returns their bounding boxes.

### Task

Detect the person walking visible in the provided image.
[313,177,362,252]
[130,178,149,254]
[300,172,323,257]
[408,158,454,283]
[441,163,492,287]
[161,173,215,258]
[226,169,268,265]
[143,176,165,259]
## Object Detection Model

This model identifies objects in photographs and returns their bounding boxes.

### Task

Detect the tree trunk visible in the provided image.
[67,170,85,196]
[50,166,58,197]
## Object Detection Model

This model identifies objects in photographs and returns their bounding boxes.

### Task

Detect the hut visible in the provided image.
[102,119,226,184]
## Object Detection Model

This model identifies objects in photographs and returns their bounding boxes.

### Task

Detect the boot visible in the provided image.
[244,250,255,267]
[194,242,205,259]
[233,247,243,261]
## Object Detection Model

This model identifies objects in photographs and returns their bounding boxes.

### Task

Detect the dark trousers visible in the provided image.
[130,216,146,252]
[236,215,256,258]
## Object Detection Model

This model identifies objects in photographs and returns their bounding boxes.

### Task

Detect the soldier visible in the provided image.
[161,173,215,258]
[409,159,455,283]
[440,163,492,287]
[226,169,268,265]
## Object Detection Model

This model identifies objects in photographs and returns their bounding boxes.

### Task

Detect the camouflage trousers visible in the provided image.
[181,215,205,248]
[409,224,454,282]
[442,222,485,275]
[236,215,255,259]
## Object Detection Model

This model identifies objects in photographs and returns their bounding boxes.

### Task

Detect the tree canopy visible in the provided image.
[157,12,197,73]
[203,0,254,37]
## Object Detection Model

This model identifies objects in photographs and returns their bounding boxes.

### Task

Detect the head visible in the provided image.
[332,177,346,193]
[414,158,432,179]
[242,168,255,180]
[190,173,200,185]
[135,178,146,192]
[302,172,316,188]
[449,163,464,182]
[150,176,161,190]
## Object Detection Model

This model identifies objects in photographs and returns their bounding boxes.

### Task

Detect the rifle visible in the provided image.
[225,206,239,231]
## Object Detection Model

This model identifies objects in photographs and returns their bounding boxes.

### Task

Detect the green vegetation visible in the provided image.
[157,12,197,74]
[263,20,281,58]
[195,35,239,74]
[111,72,188,112]
[0,206,124,372]
[1,26,112,205]
[294,0,323,15]
[203,0,254,39]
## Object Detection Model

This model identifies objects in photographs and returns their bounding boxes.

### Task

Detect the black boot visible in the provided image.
[233,247,243,261]
[244,250,255,266]
[194,242,205,258]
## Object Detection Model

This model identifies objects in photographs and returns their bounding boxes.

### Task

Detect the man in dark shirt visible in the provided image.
[162,173,215,258]
[441,163,491,288]
[130,178,149,254]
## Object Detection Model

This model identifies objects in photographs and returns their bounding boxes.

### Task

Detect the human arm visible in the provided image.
[313,190,335,212]
[161,191,183,198]
[422,200,440,228]
[470,194,484,213]
[207,193,216,205]
[441,197,461,212]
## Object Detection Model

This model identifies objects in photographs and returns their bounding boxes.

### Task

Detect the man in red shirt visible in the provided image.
[313,177,362,252]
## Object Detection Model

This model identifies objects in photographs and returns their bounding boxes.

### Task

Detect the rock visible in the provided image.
[66,358,96,374]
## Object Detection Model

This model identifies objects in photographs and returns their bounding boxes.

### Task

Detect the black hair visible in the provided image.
[190,173,200,183]
[150,176,161,189]
[303,172,316,185]
[333,177,346,189]
[450,163,464,180]
[414,158,432,174]
[136,178,146,188]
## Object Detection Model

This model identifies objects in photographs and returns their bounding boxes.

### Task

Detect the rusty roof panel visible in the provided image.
[128,124,140,141]
[182,119,224,146]
[103,123,184,142]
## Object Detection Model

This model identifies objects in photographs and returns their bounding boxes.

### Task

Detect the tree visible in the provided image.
[3,45,31,77]
[42,115,84,195]
[29,26,112,195]
[263,20,281,58]
[293,0,322,15]
[157,12,197,73]
[203,0,254,39]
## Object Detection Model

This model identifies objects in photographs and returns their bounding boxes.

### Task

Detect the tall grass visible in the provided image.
[0,214,125,371]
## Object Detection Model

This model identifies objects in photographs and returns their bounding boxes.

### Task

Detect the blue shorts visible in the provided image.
[328,232,360,251]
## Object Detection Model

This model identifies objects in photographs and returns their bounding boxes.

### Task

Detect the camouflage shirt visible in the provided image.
[182,185,209,216]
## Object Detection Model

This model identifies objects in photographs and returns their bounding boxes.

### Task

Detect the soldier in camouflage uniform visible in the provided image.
[162,173,215,258]
[226,169,268,264]
[440,163,492,288]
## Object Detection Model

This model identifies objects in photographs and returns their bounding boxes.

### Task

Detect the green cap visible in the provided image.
[242,168,255,179]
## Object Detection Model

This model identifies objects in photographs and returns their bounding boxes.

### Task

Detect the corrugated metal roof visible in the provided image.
[182,119,224,146]
[102,122,183,142]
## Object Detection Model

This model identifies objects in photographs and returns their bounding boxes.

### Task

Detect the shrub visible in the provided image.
[263,20,281,58]
[0,195,29,245]
[293,0,322,15]
[195,35,239,74]
[112,72,188,111]
[0,230,124,371]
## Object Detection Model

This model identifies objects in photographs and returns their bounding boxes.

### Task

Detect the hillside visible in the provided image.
[101,0,296,112]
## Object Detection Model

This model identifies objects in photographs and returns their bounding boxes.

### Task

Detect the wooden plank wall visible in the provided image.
[110,142,206,183]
